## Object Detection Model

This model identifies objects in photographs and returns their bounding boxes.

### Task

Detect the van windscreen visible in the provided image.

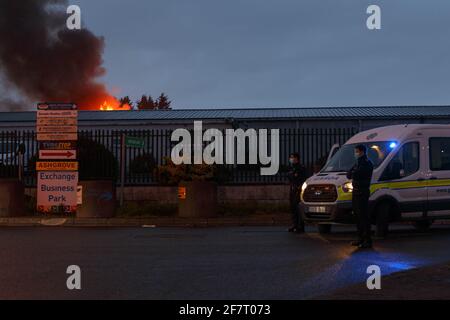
[322,142,393,173]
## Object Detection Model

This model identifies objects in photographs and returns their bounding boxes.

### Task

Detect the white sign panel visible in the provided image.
[37,133,78,141]
[37,171,78,214]
[37,118,77,126]
[37,125,77,133]
[37,110,78,118]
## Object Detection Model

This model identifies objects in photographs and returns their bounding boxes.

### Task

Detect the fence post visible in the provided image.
[119,133,126,207]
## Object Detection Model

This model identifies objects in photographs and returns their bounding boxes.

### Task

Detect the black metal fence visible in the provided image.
[0,127,358,186]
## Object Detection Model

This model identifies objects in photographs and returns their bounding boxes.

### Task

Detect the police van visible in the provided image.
[300,124,450,236]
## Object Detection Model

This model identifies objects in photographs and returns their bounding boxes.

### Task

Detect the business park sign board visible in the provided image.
[36,103,78,214]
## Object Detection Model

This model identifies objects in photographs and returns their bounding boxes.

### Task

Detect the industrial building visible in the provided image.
[1,105,450,131]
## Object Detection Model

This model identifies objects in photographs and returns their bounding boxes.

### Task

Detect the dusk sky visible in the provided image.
[19,1,450,108]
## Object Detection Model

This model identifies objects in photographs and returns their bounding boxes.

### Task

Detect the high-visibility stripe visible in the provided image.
[336,178,450,201]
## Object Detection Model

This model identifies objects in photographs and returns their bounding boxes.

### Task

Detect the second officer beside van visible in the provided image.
[346,145,373,248]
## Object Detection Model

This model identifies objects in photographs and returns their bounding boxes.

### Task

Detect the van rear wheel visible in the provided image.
[317,224,332,234]
[375,202,390,238]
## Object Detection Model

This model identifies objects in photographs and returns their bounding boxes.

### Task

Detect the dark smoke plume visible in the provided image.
[0,0,113,110]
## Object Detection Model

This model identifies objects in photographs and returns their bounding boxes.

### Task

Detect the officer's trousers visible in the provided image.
[352,190,371,242]
[290,192,304,229]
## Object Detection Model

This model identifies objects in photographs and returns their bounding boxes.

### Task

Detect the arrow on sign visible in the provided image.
[39,150,77,160]
[42,151,74,157]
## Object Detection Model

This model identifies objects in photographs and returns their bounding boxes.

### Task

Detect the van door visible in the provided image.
[426,136,450,218]
[378,140,426,218]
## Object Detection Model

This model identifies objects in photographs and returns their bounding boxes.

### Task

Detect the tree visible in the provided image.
[135,93,172,110]
[147,95,156,109]
[156,92,171,110]
[136,95,155,110]
[136,95,147,110]
[119,96,133,109]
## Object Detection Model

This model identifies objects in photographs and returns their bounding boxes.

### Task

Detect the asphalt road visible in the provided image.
[1,224,450,299]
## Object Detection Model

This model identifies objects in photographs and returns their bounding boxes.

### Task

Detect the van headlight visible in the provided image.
[300,182,308,196]
[301,182,308,192]
[342,181,353,193]
[300,182,308,199]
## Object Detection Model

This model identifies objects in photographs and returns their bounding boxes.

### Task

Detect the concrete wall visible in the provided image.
[116,185,290,205]
[26,184,291,205]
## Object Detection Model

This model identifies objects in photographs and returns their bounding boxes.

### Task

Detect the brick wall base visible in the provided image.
[26,184,290,206]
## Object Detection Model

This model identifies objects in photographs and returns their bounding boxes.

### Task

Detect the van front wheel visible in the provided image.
[375,202,390,238]
[318,224,332,234]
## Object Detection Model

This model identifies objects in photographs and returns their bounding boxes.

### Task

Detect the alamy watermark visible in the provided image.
[66,4,381,32]
[366,265,381,290]
[171,121,280,176]
[66,265,81,290]
[367,5,381,30]
[66,5,81,30]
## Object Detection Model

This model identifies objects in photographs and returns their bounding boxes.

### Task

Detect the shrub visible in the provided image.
[155,157,231,185]
[129,153,156,175]
[77,136,118,180]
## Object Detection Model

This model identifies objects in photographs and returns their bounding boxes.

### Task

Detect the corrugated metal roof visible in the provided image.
[1,105,450,122]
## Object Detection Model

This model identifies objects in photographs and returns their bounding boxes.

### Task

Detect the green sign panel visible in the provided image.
[125,136,145,148]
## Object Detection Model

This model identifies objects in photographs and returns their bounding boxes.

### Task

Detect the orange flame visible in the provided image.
[99,97,131,111]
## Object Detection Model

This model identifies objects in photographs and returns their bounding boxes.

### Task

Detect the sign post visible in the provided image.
[120,133,126,207]
[119,135,145,207]
[36,103,78,214]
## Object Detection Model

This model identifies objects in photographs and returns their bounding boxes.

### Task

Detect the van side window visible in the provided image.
[380,142,419,181]
[430,137,450,171]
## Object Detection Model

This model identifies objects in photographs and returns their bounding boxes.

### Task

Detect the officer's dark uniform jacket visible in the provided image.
[288,163,307,201]
[346,155,373,193]
[346,154,374,242]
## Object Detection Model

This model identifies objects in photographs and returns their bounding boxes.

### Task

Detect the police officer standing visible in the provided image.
[346,145,374,248]
[287,152,308,233]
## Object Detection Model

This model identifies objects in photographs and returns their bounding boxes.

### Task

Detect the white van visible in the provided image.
[300,124,450,236]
